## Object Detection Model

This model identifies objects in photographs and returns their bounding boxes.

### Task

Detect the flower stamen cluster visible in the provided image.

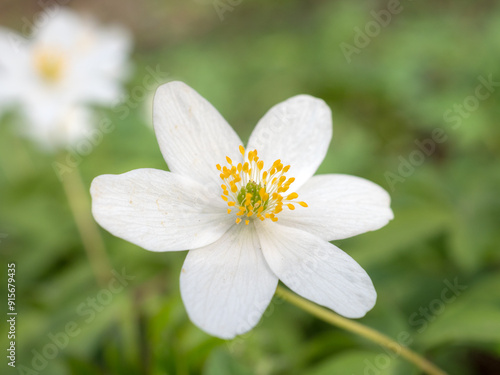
[33,48,66,84]
[217,145,307,225]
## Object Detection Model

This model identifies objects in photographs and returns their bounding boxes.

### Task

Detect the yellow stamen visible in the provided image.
[217,147,307,224]
[34,48,66,83]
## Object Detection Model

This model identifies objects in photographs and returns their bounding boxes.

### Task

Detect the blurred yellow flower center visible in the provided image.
[34,48,66,84]
[217,145,307,225]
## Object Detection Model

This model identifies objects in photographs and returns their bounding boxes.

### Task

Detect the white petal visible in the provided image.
[153,81,243,194]
[180,223,278,339]
[0,27,28,69]
[35,9,83,48]
[21,105,94,150]
[247,95,332,190]
[279,174,394,241]
[91,169,233,252]
[0,28,30,105]
[257,221,376,318]
[68,23,132,104]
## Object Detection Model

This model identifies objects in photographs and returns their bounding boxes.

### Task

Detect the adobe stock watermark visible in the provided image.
[358,277,467,375]
[51,65,169,181]
[442,74,499,130]
[384,74,499,192]
[8,0,73,53]
[340,0,403,63]
[212,0,243,21]
[16,268,134,375]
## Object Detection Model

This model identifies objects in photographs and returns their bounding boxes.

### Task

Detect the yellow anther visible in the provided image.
[259,187,266,198]
[218,147,306,224]
[279,186,290,193]
[34,48,66,83]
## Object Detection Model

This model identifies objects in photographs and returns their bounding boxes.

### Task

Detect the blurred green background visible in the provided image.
[1,0,500,374]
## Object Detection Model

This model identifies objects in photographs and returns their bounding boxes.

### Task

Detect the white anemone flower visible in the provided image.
[91,81,394,339]
[0,9,131,149]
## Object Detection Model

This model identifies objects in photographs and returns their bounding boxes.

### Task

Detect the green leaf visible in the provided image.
[203,349,254,375]
[418,273,500,347]
[307,350,409,375]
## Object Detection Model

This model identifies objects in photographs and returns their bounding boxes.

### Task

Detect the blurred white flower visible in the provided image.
[0,9,132,149]
[91,81,394,339]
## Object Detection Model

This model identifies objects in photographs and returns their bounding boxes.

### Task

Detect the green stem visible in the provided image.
[275,286,447,375]
[58,156,111,285]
